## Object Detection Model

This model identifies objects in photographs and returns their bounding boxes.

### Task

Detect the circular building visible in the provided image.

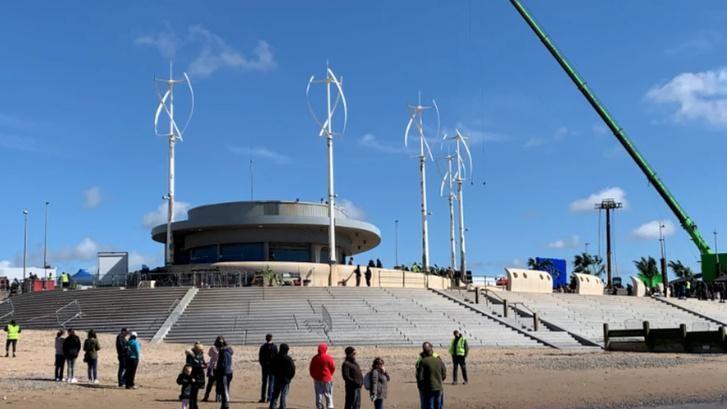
[151,200,381,265]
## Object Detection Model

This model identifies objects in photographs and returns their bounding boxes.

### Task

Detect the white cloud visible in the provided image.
[135,25,276,78]
[569,187,628,212]
[359,133,405,154]
[0,133,41,153]
[227,145,290,164]
[665,31,723,56]
[445,122,507,145]
[143,201,191,228]
[129,251,159,270]
[134,25,179,58]
[547,235,581,249]
[592,123,608,136]
[0,260,12,268]
[84,186,101,209]
[187,26,275,77]
[51,237,100,262]
[338,198,366,220]
[646,68,727,126]
[523,127,570,149]
[632,220,676,240]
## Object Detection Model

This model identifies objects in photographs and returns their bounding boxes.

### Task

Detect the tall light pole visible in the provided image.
[595,199,623,288]
[22,209,28,281]
[154,62,194,266]
[307,64,348,274]
[715,229,720,277]
[394,219,399,267]
[659,222,668,297]
[404,94,439,272]
[44,201,49,279]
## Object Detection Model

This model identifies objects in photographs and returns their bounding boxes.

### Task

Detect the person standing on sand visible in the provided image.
[4,319,21,357]
[270,343,295,409]
[309,343,336,409]
[116,328,129,387]
[63,328,81,383]
[366,357,390,409]
[341,346,363,409]
[203,337,221,402]
[177,364,195,409]
[416,341,446,409]
[448,330,468,385]
[125,331,141,389]
[83,329,101,384]
[259,333,278,403]
[54,329,65,381]
[185,342,207,409]
[215,336,234,409]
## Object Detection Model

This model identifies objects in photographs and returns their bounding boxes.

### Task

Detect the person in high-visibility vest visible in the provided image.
[448,330,469,385]
[4,319,21,358]
[60,272,70,289]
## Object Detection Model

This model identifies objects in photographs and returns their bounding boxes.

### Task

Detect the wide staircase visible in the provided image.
[655,297,727,326]
[3,287,188,339]
[164,287,545,348]
[482,290,716,345]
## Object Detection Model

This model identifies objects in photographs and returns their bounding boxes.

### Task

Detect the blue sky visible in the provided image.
[1,1,725,279]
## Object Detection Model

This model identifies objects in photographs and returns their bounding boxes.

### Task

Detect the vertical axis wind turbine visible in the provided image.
[446,129,473,280]
[307,63,348,274]
[404,94,439,273]
[440,154,457,271]
[154,62,194,265]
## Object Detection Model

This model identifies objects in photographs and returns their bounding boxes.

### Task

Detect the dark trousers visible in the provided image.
[117,356,127,386]
[125,358,139,388]
[365,275,371,287]
[355,275,361,286]
[373,398,384,409]
[452,355,467,383]
[344,386,361,409]
[203,374,218,401]
[5,339,17,355]
[270,380,290,409]
[54,354,65,380]
[261,367,274,401]
[427,390,443,409]
[189,384,200,409]
[87,358,98,381]
[218,373,233,409]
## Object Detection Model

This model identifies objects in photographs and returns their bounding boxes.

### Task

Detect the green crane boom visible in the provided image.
[508,0,712,257]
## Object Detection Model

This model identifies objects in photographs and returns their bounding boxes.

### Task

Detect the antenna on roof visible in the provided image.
[154,60,194,265]
[307,63,348,276]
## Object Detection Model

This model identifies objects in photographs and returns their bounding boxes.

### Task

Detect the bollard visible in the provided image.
[603,323,609,347]
[503,299,509,318]
[475,289,480,304]
[533,313,539,332]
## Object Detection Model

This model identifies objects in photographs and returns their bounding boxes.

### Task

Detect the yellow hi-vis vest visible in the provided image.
[61,273,69,283]
[449,336,467,356]
[6,324,20,341]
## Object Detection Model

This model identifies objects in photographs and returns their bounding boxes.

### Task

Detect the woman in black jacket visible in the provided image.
[184,342,207,409]
[63,328,81,383]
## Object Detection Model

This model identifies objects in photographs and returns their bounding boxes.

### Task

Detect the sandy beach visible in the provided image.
[2,330,727,409]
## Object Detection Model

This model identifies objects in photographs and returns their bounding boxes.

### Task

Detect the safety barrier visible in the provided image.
[505,268,552,293]
[573,273,604,295]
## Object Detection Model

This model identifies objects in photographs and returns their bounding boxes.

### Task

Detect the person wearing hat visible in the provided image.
[341,346,363,409]
[185,342,207,409]
[125,331,142,389]
[116,328,130,387]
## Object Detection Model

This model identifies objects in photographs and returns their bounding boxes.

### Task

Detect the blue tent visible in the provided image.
[72,269,95,285]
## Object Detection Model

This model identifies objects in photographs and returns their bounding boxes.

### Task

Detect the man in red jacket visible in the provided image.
[309,343,336,409]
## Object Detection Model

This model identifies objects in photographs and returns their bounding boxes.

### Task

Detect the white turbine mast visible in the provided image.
[307,63,348,279]
[154,61,194,266]
[440,150,457,271]
[444,129,473,281]
[404,93,439,273]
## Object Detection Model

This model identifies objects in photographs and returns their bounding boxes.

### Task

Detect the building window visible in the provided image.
[190,245,218,264]
[219,243,264,262]
[269,243,311,262]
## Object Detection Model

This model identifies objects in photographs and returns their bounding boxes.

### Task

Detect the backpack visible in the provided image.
[363,370,374,391]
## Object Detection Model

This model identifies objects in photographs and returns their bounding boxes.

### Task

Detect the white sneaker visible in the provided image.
[93,380,99,384]
[71,378,78,384]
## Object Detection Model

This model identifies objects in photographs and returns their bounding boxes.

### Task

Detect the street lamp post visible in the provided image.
[659,222,668,297]
[44,201,49,280]
[22,209,28,281]
[394,219,399,267]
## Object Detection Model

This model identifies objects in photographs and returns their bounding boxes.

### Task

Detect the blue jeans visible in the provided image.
[87,358,98,381]
[374,398,384,409]
[419,390,443,409]
[270,381,289,409]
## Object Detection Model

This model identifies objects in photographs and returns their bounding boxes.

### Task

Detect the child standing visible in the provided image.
[177,364,195,409]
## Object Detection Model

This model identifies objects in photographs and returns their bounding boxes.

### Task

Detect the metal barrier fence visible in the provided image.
[0,299,14,324]
[321,305,332,334]
[56,300,82,327]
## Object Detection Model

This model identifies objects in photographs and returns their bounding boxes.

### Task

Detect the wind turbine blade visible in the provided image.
[404,115,415,148]
[154,89,171,136]
[328,68,347,134]
[306,75,323,129]
[461,136,474,177]
[432,99,441,139]
[440,171,449,197]
[180,72,195,135]
[423,137,434,162]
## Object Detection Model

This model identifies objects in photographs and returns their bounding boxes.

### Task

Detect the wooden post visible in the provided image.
[503,299,508,318]
[603,323,609,348]
[533,313,539,332]
[475,288,480,304]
